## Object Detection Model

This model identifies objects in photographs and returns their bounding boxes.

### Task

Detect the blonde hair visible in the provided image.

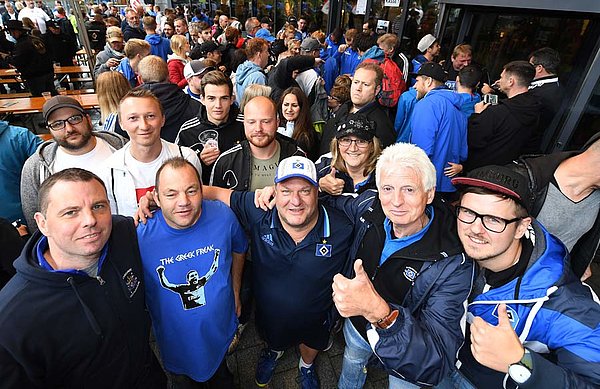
[124,38,150,59]
[239,84,271,113]
[170,35,189,58]
[96,71,131,123]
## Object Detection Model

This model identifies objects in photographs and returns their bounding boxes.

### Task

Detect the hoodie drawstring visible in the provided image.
[67,276,103,336]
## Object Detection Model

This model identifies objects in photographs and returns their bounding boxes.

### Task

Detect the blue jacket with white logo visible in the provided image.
[326,191,475,386]
[459,221,600,388]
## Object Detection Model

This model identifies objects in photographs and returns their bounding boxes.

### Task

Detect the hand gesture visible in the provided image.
[254,185,276,210]
[470,303,525,373]
[444,162,463,178]
[318,167,345,196]
[332,260,390,322]
[474,101,491,114]
[200,144,220,166]
[135,191,158,226]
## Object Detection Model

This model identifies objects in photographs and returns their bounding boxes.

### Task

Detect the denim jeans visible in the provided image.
[434,370,477,389]
[338,319,420,389]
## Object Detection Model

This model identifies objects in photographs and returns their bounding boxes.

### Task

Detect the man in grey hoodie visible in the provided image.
[20,96,127,230]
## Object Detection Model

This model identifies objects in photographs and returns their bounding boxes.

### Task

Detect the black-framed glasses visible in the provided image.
[47,114,84,131]
[456,206,522,233]
[338,137,371,148]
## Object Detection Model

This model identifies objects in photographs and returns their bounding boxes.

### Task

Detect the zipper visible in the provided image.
[96,276,106,285]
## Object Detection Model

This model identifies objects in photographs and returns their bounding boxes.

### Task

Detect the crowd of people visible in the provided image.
[0,2,599,389]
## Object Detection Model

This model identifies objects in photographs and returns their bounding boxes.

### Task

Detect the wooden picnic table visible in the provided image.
[0,94,98,115]
[0,68,19,78]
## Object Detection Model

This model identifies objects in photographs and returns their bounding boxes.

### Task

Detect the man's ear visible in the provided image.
[514,217,532,240]
[34,212,48,236]
[153,189,161,208]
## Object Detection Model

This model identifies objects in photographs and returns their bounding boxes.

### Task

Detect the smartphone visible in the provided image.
[483,94,498,105]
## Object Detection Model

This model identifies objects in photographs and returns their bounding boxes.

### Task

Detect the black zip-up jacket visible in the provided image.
[510,151,600,278]
[0,216,166,388]
[209,134,305,190]
[9,33,53,78]
[175,105,245,184]
[319,101,395,155]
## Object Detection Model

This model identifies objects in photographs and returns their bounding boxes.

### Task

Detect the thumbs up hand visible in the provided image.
[332,260,390,322]
[470,303,525,373]
[318,167,346,196]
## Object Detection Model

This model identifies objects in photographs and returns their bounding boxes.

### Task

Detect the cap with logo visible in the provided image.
[451,165,533,213]
[410,62,448,83]
[183,60,216,79]
[43,96,86,122]
[275,156,318,187]
[417,34,437,53]
[335,114,376,141]
[301,37,321,52]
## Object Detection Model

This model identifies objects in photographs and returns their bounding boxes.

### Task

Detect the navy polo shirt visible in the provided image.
[230,191,354,345]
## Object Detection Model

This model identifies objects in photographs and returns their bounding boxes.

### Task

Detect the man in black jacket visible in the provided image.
[464,61,541,172]
[137,55,201,142]
[123,7,145,41]
[176,70,245,184]
[3,20,55,96]
[0,168,166,387]
[320,61,395,155]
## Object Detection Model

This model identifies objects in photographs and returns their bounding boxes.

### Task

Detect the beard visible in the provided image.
[56,129,93,151]
[247,132,276,148]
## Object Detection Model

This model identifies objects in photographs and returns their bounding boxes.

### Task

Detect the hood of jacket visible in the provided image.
[167,53,187,63]
[500,91,543,127]
[145,33,163,45]
[424,86,464,110]
[236,60,263,85]
[362,46,385,62]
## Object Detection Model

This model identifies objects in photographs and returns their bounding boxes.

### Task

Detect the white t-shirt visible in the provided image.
[52,137,115,178]
[18,7,50,34]
[124,148,166,203]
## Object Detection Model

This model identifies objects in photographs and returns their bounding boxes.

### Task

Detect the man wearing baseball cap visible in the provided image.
[411,33,440,77]
[437,165,600,389]
[94,26,125,77]
[190,40,226,68]
[20,96,127,230]
[410,61,467,202]
[182,59,217,101]
[137,155,355,388]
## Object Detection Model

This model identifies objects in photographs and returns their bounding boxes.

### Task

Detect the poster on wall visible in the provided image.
[384,0,401,7]
[376,20,390,34]
[355,0,367,15]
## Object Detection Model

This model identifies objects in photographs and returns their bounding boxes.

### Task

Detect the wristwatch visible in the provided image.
[373,308,399,329]
[508,349,533,384]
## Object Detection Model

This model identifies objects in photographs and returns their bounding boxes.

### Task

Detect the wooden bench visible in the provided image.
[1,77,23,84]
[0,92,32,99]
[68,77,93,83]
[65,89,95,95]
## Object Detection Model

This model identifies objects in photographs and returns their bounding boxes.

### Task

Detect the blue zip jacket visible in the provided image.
[361,46,385,62]
[339,47,360,76]
[116,58,137,88]
[325,191,475,386]
[235,60,267,105]
[460,221,600,388]
[145,33,172,62]
[410,86,467,192]
[323,54,339,94]
[394,87,418,142]
[457,92,481,117]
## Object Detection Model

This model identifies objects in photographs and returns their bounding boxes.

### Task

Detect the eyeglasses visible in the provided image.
[47,114,84,131]
[456,206,522,233]
[338,137,371,148]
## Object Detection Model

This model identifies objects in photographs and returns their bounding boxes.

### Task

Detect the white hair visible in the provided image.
[376,143,436,191]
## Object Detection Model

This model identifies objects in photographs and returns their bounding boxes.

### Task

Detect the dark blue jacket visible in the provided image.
[0,216,166,388]
[327,191,475,386]
[460,221,600,388]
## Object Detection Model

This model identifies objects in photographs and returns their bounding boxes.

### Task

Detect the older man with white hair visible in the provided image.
[328,142,474,388]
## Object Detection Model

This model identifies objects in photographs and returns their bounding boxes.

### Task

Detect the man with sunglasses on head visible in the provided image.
[435,165,600,389]
[20,96,127,231]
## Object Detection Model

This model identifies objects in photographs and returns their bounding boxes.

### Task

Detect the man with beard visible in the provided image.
[209,96,304,191]
[20,96,127,230]
[94,26,125,77]
[123,7,145,41]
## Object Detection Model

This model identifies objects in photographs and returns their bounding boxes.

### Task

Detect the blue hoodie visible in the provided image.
[145,33,172,62]
[0,122,41,223]
[394,87,418,143]
[457,92,481,117]
[235,60,267,105]
[339,47,360,76]
[410,87,467,192]
[116,58,137,87]
[361,46,385,62]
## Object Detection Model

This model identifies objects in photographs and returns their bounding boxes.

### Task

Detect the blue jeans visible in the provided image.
[434,370,477,389]
[338,319,419,389]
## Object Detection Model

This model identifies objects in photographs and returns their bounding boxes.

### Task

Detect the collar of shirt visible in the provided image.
[36,235,109,276]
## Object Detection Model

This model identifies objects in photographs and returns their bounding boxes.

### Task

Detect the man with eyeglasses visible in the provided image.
[435,165,600,389]
[20,96,127,230]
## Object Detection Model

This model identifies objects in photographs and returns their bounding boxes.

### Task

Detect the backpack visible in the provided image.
[364,56,406,107]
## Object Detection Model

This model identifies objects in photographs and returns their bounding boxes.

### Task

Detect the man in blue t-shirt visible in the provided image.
[136,157,248,386]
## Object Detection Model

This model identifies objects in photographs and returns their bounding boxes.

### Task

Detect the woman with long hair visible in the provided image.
[167,34,190,87]
[96,71,131,136]
[316,114,381,195]
[277,87,319,161]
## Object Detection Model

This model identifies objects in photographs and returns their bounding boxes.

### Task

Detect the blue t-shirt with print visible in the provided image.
[136,199,248,382]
